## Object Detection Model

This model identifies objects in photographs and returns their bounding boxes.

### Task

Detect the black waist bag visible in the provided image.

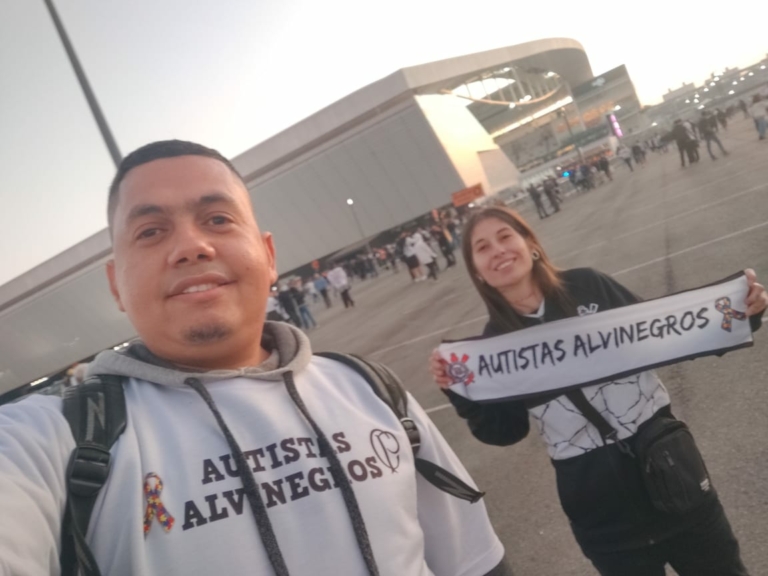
[567,390,712,516]
[634,416,712,515]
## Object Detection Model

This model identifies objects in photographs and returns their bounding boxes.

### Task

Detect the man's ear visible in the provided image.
[106,260,126,312]
[263,232,278,285]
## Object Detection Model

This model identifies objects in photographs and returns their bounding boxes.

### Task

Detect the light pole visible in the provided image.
[346,198,370,254]
[557,106,584,164]
[43,0,122,167]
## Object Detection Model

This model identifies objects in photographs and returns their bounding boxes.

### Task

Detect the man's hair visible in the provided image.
[107,140,246,231]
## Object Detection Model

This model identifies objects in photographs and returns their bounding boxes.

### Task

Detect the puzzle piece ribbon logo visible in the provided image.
[446,353,475,386]
[714,297,747,332]
[144,472,175,536]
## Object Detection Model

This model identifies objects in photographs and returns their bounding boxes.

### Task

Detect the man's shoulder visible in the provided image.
[0,393,74,452]
[1,392,64,419]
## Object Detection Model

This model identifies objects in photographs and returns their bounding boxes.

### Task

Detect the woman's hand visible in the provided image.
[429,349,452,389]
[745,268,768,317]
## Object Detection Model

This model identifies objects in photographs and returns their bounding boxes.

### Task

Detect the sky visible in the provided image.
[1,0,766,287]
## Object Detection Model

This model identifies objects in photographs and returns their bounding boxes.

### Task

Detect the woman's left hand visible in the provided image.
[744,268,768,317]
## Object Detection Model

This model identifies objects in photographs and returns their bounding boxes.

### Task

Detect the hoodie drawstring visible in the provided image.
[184,372,380,576]
[184,377,290,576]
[282,370,380,576]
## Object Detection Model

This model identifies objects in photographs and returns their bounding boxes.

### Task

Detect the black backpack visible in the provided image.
[60,353,484,576]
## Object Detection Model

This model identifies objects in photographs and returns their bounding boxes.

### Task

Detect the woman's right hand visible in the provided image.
[429,349,452,389]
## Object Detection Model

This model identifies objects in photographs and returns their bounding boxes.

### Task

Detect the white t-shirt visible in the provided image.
[326,267,349,290]
[0,357,504,575]
[749,102,767,119]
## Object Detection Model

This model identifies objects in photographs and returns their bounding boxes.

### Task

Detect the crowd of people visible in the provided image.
[526,151,618,220]
[262,212,464,329]
[669,110,731,167]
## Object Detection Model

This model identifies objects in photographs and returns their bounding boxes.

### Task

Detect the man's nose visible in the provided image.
[167,224,215,266]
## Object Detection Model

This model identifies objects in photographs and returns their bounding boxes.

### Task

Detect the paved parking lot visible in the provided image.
[302,116,768,575]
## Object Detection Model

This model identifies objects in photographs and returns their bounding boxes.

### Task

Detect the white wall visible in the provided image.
[245,99,465,272]
[415,94,519,195]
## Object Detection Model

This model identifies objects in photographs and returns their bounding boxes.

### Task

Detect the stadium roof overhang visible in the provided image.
[0,38,591,395]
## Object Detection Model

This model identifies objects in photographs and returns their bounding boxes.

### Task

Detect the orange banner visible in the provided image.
[451,184,484,207]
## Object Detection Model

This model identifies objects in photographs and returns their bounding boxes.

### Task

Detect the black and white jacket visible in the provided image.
[446,267,762,553]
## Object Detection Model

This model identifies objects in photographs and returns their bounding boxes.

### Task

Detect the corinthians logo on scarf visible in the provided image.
[439,273,754,403]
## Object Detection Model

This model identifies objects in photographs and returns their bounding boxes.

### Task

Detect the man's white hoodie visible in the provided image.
[0,322,504,575]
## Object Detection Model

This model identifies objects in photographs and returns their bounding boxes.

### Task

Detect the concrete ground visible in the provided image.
[302,115,768,575]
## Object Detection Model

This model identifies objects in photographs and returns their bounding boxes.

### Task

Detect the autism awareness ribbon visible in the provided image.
[143,472,175,535]
[714,297,747,332]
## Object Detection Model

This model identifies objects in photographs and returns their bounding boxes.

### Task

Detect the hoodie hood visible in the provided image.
[87,321,312,387]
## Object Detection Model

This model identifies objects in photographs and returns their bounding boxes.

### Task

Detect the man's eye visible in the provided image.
[209,215,231,225]
[137,228,160,239]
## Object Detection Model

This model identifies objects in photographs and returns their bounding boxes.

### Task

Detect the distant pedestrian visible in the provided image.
[598,155,613,181]
[414,233,439,281]
[672,120,698,167]
[697,111,729,160]
[716,108,728,130]
[290,281,317,329]
[304,277,319,303]
[313,273,332,308]
[277,283,301,326]
[749,95,767,140]
[527,184,548,219]
[739,99,749,119]
[266,290,288,322]
[617,145,633,171]
[445,215,460,249]
[431,223,457,267]
[542,178,561,213]
[403,232,425,281]
[631,144,646,166]
[328,263,355,308]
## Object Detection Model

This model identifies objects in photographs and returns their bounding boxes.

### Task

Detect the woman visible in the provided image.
[413,231,439,281]
[429,206,767,576]
[402,232,425,282]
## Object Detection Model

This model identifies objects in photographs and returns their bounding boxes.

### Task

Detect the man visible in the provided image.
[541,178,561,213]
[277,282,301,327]
[0,141,510,576]
[671,120,697,168]
[289,280,316,330]
[313,273,332,308]
[598,155,613,181]
[527,183,548,219]
[327,262,355,308]
[616,145,633,171]
[266,287,288,322]
[697,111,729,160]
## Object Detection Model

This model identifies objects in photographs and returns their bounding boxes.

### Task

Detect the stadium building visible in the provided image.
[0,37,641,399]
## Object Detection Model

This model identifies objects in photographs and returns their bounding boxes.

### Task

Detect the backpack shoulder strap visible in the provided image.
[60,374,127,576]
[315,351,415,444]
[314,352,484,503]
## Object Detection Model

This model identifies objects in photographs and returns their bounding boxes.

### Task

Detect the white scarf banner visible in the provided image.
[439,273,753,403]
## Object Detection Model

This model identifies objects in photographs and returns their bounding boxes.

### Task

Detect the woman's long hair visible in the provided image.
[461,206,574,333]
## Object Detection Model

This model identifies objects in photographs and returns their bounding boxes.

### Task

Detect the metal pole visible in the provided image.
[559,106,584,163]
[348,204,370,254]
[349,204,365,239]
[43,0,122,167]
